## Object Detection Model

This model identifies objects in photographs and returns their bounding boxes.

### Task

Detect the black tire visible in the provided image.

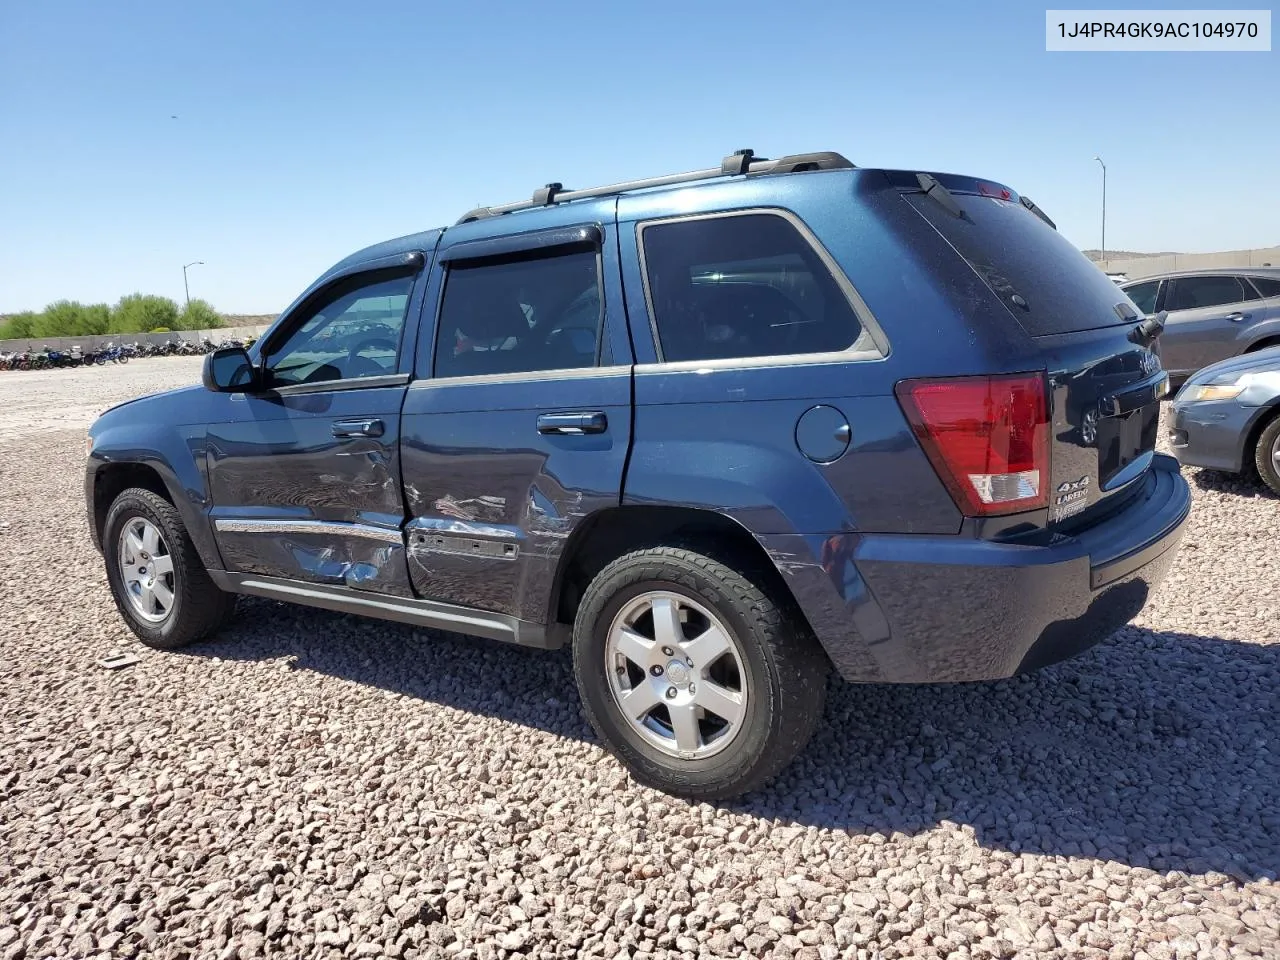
[1254,414,1280,496]
[102,488,236,649]
[572,546,828,800]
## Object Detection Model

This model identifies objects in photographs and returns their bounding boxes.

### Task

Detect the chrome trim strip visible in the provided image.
[634,349,887,375]
[213,518,403,544]
[409,365,630,389]
[406,517,521,540]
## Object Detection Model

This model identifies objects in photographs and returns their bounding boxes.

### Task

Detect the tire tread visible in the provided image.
[572,545,827,800]
[104,488,235,649]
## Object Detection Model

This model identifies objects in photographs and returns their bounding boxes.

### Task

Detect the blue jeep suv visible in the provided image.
[86,149,1191,799]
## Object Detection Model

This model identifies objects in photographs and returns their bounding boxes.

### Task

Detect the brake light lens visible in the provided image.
[895,373,1050,516]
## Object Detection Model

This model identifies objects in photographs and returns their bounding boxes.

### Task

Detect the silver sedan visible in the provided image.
[1169,345,1280,495]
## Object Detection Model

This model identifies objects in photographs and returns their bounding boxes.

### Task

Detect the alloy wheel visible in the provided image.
[605,591,748,760]
[118,517,175,622]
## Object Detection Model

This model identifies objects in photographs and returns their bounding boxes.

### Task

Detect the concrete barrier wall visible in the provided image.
[0,324,271,355]
[1098,246,1280,280]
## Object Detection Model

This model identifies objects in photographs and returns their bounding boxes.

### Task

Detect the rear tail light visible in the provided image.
[895,373,1050,517]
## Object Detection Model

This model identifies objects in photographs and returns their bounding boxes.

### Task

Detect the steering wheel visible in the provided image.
[345,336,398,378]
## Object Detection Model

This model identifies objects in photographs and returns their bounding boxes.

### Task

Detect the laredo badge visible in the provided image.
[1052,475,1091,521]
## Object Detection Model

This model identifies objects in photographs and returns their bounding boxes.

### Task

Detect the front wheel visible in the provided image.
[572,546,828,800]
[1254,414,1280,496]
[102,488,236,648]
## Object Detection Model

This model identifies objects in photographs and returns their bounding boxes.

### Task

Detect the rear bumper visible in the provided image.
[763,454,1191,683]
[1168,398,1252,473]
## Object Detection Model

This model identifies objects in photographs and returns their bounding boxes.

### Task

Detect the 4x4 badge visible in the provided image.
[1057,475,1090,494]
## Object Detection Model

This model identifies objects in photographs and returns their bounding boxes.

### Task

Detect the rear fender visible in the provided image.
[622,444,893,681]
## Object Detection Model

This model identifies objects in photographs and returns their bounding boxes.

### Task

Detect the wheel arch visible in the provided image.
[1244,335,1280,353]
[548,505,815,638]
[88,456,223,572]
[91,461,173,546]
[1243,400,1280,478]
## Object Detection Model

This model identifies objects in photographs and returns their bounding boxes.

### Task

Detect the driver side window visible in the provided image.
[266,272,416,387]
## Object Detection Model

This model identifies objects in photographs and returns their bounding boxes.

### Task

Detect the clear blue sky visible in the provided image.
[2,1,1275,314]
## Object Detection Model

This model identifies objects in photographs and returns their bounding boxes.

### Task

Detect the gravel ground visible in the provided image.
[1,359,1277,960]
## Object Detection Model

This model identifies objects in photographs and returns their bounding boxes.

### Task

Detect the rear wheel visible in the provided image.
[103,488,236,648]
[1254,414,1280,496]
[572,546,828,800]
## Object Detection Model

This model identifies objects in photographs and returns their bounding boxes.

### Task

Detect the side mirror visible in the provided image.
[202,346,258,392]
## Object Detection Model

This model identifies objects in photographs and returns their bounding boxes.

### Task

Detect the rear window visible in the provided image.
[904,192,1137,336]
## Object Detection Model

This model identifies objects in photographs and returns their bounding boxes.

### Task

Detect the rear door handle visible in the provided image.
[1224,312,1251,322]
[537,412,607,435]
[332,418,384,438]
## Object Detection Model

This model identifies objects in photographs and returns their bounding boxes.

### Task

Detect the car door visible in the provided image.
[206,252,429,596]
[1159,274,1258,376]
[399,200,633,631]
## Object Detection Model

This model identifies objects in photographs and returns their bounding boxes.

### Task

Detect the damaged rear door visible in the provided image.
[398,200,632,626]
[205,251,431,596]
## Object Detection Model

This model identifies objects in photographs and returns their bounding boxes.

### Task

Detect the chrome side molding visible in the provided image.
[213,518,403,544]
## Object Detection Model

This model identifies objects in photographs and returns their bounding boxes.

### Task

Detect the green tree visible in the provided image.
[0,311,40,339]
[179,298,223,330]
[110,294,180,334]
[32,300,111,337]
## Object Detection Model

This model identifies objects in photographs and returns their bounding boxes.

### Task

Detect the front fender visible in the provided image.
[86,422,222,572]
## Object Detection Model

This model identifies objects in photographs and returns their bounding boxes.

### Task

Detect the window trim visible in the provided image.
[634,207,889,370]
[256,257,424,391]
[429,240,607,383]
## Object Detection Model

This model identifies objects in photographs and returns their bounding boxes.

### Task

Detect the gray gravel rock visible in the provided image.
[0,359,1277,959]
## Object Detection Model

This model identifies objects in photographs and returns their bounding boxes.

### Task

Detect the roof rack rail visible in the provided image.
[456,149,855,224]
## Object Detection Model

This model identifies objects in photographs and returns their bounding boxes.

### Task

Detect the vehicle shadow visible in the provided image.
[1191,466,1278,499]
[189,602,1280,880]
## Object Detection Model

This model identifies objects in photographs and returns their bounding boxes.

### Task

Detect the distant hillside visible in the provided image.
[1083,250,1179,262]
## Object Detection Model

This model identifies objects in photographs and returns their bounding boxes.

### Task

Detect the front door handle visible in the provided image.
[332,418,384,438]
[1224,312,1251,323]
[537,412,608,435]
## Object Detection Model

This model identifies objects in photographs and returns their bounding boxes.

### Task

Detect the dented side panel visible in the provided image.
[205,385,415,596]
[399,370,631,621]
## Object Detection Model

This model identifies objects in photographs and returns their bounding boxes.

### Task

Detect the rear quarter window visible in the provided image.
[639,212,873,363]
[904,192,1137,336]
[1247,276,1280,299]
[1121,280,1160,315]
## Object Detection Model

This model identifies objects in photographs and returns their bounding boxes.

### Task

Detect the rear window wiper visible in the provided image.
[915,173,964,218]
[1019,195,1058,230]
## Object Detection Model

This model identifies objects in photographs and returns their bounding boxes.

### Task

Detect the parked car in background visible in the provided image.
[1120,268,1280,385]
[1169,345,1280,495]
[86,149,1190,799]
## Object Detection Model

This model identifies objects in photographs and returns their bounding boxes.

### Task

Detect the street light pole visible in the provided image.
[182,260,205,307]
[1092,156,1107,264]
